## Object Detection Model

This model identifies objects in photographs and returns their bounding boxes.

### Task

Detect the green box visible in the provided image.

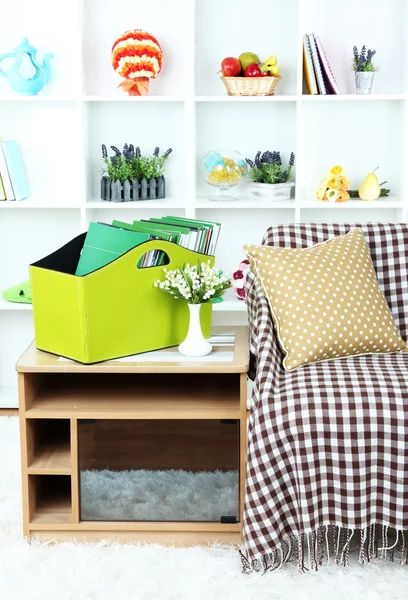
[29,234,213,364]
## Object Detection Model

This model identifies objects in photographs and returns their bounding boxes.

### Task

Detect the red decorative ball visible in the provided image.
[112,29,163,81]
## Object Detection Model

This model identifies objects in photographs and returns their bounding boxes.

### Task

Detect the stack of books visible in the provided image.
[303,34,340,96]
[0,140,30,201]
[75,216,222,276]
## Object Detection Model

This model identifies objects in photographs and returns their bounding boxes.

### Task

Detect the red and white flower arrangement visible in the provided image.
[112,29,163,96]
[232,259,251,301]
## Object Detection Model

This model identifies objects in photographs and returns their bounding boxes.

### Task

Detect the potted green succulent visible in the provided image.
[353,45,378,94]
[244,150,295,201]
[101,144,173,202]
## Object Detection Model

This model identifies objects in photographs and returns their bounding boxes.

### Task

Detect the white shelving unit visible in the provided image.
[0,0,407,407]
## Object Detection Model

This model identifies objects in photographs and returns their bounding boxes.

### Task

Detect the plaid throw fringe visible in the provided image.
[243,224,408,572]
[240,526,408,573]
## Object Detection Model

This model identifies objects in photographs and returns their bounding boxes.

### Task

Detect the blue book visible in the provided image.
[1,141,30,201]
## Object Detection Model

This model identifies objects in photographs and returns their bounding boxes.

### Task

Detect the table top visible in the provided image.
[16,327,249,374]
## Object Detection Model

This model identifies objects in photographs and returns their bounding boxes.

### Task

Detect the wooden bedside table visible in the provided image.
[16,327,249,546]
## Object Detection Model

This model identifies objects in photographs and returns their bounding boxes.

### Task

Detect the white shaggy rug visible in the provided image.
[1,417,408,600]
[80,469,239,521]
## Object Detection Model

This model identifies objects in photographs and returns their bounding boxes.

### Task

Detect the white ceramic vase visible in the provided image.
[355,72,375,94]
[178,304,212,357]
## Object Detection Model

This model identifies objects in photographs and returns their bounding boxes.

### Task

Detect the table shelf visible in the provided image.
[28,441,71,474]
[26,374,241,420]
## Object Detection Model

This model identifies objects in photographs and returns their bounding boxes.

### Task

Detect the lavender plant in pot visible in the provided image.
[244,150,295,201]
[353,45,378,94]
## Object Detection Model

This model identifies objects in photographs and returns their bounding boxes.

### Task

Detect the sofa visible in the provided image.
[243,223,408,572]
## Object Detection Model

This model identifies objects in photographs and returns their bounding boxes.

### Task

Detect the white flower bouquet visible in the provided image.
[154,261,231,304]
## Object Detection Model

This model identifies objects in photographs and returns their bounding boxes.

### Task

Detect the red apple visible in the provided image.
[221,57,241,77]
[244,63,262,77]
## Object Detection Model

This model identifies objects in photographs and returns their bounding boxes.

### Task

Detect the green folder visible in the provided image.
[142,219,191,248]
[112,220,176,266]
[75,222,151,276]
[160,217,207,253]
[147,218,202,252]
[113,220,176,243]
[161,217,216,254]
[164,216,221,255]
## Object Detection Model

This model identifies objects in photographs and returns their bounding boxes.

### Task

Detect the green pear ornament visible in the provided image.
[359,167,381,201]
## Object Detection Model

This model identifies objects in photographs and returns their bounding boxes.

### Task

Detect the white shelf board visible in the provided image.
[298,197,404,209]
[0,200,82,209]
[195,95,297,102]
[213,291,247,312]
[0,299,32,311]
[84,95,185,102]
[195,197,296,209]
[0,96,78,103]
[0,386,18,409]
[302,94,407,102]
[86,198,186,209]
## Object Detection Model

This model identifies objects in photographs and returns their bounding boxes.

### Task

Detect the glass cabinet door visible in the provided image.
[78,419,239,522]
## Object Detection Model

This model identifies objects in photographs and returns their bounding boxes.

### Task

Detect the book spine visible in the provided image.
[0,145,15,200]
[2,142,30,201]
[308,34,327,95]
[303,35,318,95]
[315,36,340,95]
[0,174,6,201]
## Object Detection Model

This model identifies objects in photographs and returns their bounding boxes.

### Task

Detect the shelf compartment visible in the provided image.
[27,419,71,474]
[78,419,239,523]
[26,373,241,419]
[83,0,187,97]
[29,475,72,525]
[196,101,296,200]
[86,101,185,201]
[300,101,403,199]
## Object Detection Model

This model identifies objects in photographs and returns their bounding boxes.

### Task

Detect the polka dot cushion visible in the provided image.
[244,228,406,371]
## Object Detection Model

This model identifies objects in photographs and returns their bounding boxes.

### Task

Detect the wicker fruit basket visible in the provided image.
[221,75,281,96]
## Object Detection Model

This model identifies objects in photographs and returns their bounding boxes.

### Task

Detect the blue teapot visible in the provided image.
[0,38,53,95]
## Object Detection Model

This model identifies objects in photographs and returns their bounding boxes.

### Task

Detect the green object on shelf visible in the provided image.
[29,236,214,364]
[348,188,390,198]
[2,280,32,304]
[75,222,151,276]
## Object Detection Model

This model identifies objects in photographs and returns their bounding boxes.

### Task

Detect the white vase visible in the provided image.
[355,72,375,94]
[178,304,212,357]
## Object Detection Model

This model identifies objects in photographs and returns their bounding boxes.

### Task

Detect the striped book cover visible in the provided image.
[315,36,340,95]
[1,141,30,201]
[0,143,14,200]
[308,33,327,95]
[303,34,318,95]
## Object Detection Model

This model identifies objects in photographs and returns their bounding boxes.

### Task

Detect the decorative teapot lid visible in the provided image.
[15,38,37,54]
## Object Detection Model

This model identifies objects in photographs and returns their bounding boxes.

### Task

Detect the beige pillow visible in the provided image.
[244,228,406,371]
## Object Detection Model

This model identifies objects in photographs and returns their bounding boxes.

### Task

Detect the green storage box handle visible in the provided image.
[120,239,215,272]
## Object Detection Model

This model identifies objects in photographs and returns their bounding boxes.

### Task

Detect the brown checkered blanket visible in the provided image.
[243,223,408,572]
